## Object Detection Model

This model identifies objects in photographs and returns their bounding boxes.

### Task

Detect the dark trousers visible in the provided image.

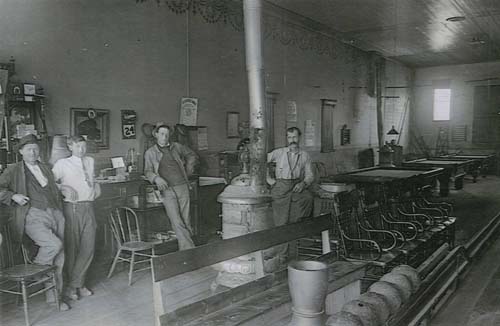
[271,179,313,226]
[63,202,96,289]
[160,183,195,250]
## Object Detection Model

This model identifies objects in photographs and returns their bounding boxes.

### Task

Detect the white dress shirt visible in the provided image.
[52,155,97,202]
[267,147,314,186]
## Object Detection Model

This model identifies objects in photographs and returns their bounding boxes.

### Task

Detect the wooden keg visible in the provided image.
[325,311,364,326]
[342,300,380,326]
[368,281,404,313]
[358,292,391,323]
[391,265,421,291]
[380,272,413,301]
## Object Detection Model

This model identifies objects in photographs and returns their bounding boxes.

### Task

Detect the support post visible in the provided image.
[243,0,268,195]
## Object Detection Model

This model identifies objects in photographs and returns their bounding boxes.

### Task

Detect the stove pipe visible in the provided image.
[244,0,267,194]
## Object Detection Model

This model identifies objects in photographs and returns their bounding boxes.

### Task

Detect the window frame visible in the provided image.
[432,88,452,121]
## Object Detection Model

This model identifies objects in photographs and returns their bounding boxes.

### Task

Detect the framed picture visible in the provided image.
[226,111,239,138]
[8,101,35,139]
[23,83,36,95]
[70,108,110,149]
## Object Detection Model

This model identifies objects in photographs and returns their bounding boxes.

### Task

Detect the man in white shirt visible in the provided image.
[267,127,314,226]
[53,136,100,301]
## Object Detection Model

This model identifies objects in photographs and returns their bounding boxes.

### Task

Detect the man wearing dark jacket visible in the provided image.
[0,134,69,310]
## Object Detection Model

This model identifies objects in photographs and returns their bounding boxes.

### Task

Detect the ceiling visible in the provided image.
[266,0,500,67]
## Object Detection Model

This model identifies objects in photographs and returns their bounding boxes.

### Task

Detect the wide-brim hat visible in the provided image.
[152,121,168,134]
[16,134,39,151]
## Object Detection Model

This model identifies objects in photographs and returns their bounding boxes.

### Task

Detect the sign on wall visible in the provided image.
[121,109,137,139]
[180,97,198,126]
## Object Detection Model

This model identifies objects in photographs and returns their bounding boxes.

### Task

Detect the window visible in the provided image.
[321,99,336,152]
[433,88,451,121]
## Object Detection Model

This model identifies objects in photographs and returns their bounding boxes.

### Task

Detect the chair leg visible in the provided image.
[52,272,60,311]
[107,249,122,279]
[128,252,135,286]
[16,282,22,306]
[21,280,30,326]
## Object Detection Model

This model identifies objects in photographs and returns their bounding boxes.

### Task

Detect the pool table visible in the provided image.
[325,166,444,198]
[437,154,495,181]
[402,158,474,196]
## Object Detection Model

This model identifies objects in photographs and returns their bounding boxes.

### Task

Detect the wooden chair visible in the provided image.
[107,206,156,285]
[0,225,60,326]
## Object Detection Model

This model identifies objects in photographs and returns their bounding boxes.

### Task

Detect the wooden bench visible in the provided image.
[151,213,368,326]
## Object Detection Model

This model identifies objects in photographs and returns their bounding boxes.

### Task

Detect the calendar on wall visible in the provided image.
[121,109,137,139]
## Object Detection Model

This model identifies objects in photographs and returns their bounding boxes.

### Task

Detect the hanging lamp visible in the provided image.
[387,125,399,135]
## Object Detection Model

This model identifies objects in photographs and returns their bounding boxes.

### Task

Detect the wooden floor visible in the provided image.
[430,176,500,326]
[1,175,500,326]
[430,226,500,326]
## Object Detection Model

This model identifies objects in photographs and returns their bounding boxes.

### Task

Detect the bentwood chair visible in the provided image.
[0,225,60,326]
[107,206,156,286]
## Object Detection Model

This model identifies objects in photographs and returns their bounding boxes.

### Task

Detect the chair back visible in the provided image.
[335,209,358,238]
[0,224,15,269]
[108,207,142,245]
[336,189,359,214]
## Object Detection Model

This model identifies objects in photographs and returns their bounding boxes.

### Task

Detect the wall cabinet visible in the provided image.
[0,60,49,166]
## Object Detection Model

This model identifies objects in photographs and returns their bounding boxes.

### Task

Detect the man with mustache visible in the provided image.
[267,127,314,227]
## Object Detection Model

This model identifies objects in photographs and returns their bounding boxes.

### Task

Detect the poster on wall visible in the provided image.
[304,119,315,147]
[121,109,137,139]
[180,97,198,126]
[197,127,209,151]
[287,100,297,122]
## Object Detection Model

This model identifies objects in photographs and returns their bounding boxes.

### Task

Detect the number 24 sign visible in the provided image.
[121,110,137,139]
[122,124,136,139]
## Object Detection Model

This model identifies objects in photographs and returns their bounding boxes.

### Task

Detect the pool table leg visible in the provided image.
[438,173,450,197]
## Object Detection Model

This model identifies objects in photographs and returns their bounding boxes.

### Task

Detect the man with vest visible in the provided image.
[0,134,70,310]
[144,124,198,250]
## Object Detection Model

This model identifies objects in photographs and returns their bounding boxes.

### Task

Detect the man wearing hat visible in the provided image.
[144,124,198,250]
[0,134,70,310]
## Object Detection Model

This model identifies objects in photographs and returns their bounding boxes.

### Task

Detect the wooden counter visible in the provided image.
[94,176,225,257]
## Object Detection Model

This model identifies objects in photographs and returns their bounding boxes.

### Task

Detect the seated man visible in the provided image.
[267,127,314,226]
[0,134,70,310]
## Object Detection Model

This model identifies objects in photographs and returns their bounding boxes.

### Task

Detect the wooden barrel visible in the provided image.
[326,311,364,326]
[391,265,421,291]
[342,300,381,326]
[358,292,391,323]
[368,281,404,313]
[380,272,413,301]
